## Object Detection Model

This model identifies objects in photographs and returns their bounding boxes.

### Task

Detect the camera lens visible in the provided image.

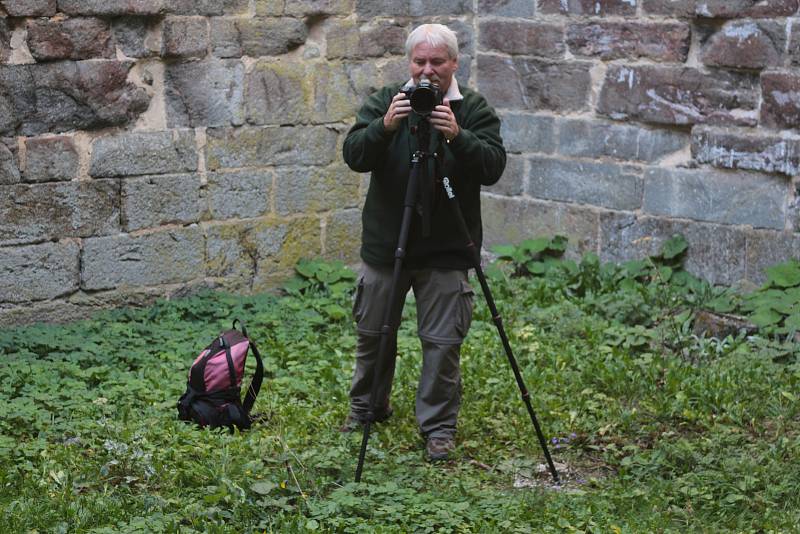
[410,86,438,115]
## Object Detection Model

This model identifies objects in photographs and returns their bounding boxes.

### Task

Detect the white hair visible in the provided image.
[405,24,459,59]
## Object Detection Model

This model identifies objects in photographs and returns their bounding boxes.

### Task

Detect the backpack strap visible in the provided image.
[236,319,264,415]
[219,334,238,391]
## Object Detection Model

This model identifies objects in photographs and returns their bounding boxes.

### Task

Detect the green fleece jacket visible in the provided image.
[343,82,506,270]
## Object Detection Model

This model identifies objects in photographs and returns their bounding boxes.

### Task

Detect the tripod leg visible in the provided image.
[439,177,560,484]
[355,152,424,483]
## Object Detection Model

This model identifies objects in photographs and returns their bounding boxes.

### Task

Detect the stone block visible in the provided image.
[0,19,10,64]
[208,170,272,219]
[477,54,592,112]
[643,167,788,230]
[206,217,320,290]
[245,59,311,125]
[26,17,114,61]
[481,196,599,258]
[445,19,476,58]
[745,229,800,283]
[324,209,361,263]
[692,126,800,176]
[499,113,556,154]
[325,19,406,59]
[641,0,694,16]
[206,126,338,169]
[567,22,690,62]
[792,21,800,66]
[284,0,353,15]
[23,136,79,183]
[558,119,688,162]
[163,0,225,14]
[0,0,56,16]
[599,213,748,285]
[165,59,244,128]
[312,63,368,123]
[254,0,286,15]
[161,16,208,58]
[82,227,204,290]
[527,156,643,211]
[540,0,637,16]
[0,284,213,326]
[112,18,156,58]
[694,0,798,18]
[700,20,785,70]
[211,18,242,58]
[0,61,150,137]
[790,186,800,232]
[121,174,204,231]
[58,0,165,15]
[409,0,472,15]
[0,140,19,185]
[355,0,410,17]
[238,17,308,57]
[205,219,284,284]
[479,21,564,59]
[274,164,361,216]
[90,130,197,178]
[223,0,250,14]
[760,71,800,130]
[598,65,758,127]
[0,241,80,303]
[0,180,119,245]
[488,154,524,197]
[315,60,408,117]
[477,0,535,16]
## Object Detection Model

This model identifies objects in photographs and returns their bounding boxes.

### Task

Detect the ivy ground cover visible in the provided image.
[2,254,800,533]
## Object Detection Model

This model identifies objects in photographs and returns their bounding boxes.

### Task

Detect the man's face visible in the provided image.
[409,42,458,94]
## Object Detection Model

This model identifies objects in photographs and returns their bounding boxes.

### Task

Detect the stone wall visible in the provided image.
[1,0,799,325]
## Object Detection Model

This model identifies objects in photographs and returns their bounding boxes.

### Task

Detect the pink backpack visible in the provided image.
[177,319,264,430]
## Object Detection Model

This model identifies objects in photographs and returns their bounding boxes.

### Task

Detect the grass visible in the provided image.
[1,255,800,533]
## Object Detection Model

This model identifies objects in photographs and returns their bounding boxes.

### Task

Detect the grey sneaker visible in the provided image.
[338,407,393,433]
[425,436,455,462]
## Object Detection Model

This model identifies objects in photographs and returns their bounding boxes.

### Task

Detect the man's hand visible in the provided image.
[383,92,411,132]
[429,98,460,142]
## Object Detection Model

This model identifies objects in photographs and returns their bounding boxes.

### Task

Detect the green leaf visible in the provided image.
[484,262,505,282]
[323,304,348,321]
[766,260,800,289]
[622,260,649,279]
[708,296,735,314]
[491,244,516,259]
[750,307,783,328]
[519,238,551,256]
[548,235,568,253]
[527,261,547,275]
[659,234,688,261]
[784,314,800,332]
[295,260,317,279]
[251,481,277,495]
[282,276,309,295]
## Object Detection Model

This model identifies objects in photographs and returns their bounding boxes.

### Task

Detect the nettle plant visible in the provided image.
[489,234,731,355]
[282,258,357,322]
[739,260,800,337]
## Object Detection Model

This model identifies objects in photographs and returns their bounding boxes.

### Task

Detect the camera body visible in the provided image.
[403,79,442,116]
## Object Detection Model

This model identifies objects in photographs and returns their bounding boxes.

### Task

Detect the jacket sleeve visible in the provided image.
[447,94,506,186]
[342,87,396,173]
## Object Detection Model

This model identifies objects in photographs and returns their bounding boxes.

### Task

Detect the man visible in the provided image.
[341,23,506,462]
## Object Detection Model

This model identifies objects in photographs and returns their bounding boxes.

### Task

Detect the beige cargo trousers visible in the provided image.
[348,262,475,439]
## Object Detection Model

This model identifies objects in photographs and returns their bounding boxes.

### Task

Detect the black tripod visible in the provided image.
[354,121,559,485]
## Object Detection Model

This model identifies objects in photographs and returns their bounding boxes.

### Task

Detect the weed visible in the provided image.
[1,245,800,532]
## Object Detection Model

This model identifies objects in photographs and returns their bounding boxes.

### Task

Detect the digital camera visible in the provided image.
[403,79,442,116]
